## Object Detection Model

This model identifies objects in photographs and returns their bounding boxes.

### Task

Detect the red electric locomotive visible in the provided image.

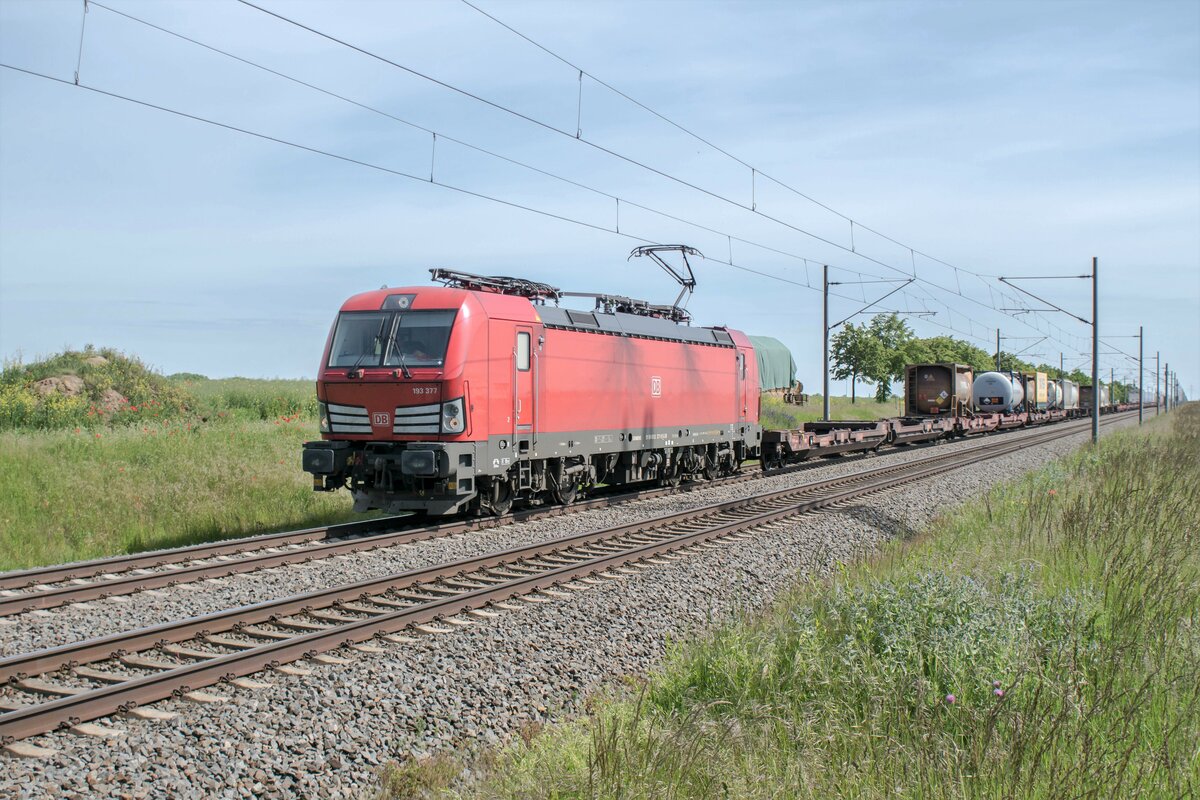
[302,264,762,516]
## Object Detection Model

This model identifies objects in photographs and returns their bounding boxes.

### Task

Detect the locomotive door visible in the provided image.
[736,350,747,423]
[513,326,535,454]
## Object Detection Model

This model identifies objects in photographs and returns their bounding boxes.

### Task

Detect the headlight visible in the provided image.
[441,397,466,433]
[318,402,330,433]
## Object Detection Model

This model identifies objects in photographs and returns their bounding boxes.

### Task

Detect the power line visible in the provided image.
[457,1,1070,307]
[9,5,1103,361]
[0,61,816,293]
[236,0,1080,351]
[82,2,827,283]
[73,1,1029,351]
[2,58,1015,355]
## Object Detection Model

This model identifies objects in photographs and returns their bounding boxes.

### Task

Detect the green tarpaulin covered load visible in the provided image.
[748,335,797,391]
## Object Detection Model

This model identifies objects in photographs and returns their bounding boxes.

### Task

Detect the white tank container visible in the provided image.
[973,371,1025,413]
[1059,380,1080,410]
[1047,381,1060,409]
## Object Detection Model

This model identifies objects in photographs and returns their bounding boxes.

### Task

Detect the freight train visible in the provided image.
[302,269,1132,515]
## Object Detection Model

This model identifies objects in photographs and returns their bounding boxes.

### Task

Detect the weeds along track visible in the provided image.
[0,416,1123,744]
[0,414,1128,617]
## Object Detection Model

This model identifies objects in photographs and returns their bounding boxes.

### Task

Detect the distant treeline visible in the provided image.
[831,314,1135,402]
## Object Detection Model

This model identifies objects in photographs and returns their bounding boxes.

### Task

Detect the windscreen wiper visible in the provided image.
[350,317,389,377]
[380,317,412,379]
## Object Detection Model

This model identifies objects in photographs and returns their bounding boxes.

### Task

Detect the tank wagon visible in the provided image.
[973,370,1026,413]
[904,363,973,416]
[302,268,761,516]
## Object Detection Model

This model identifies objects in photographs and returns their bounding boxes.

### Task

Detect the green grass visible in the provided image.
[0,348,354,570]
[174,376,319,421]
[761,394,902,429]
[0,411,360,572]
[418,404,1199,800]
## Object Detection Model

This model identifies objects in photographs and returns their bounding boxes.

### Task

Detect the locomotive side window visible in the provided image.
[516,331,531,371]
[328,310,456,368]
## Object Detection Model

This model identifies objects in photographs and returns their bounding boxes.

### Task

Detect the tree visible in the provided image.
[864,313,918,401]
[994,351,1034,373]
[830,322,882,403]
[916,335,993,374]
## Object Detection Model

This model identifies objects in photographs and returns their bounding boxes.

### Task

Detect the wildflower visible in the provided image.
[118,467,125,473]
[129,405,138,412]
[1048,489,1057,496]
[74,427,81,434]
[945,694,956,705]
[94,432,102,439]
[994,688,1005,698]
[993,680,1002,688]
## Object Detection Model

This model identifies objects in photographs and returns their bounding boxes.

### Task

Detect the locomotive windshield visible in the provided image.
[328,310,456,368]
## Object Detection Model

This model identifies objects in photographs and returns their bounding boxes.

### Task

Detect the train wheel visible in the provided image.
[483,480,512,516]
[552,480,578,505]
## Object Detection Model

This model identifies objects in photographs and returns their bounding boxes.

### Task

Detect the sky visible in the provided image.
[1,0,1197,398]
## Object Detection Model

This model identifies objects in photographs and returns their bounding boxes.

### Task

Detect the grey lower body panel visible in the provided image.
[303,422,762,515]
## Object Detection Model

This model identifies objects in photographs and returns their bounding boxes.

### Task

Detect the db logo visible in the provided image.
[372,412,390,426]
[650,376,662,397]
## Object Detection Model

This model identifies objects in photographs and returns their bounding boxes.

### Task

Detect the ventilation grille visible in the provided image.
[393,401,440,435]
[328,402,371,434]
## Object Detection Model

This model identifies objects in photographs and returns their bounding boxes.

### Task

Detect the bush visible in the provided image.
[0,346,191,431]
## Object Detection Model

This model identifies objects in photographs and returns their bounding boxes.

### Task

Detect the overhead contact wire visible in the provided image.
[239,0,1086,354]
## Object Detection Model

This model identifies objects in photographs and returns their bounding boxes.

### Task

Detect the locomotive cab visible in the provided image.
[302,287,486,516]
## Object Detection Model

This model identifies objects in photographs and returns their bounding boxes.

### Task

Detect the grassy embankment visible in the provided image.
[0,349,358,571]
[0,348,892,571]
[383,404,1199,798]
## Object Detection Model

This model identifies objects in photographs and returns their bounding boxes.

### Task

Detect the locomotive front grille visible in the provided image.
[327,402,371,434]
[393,401,441,435]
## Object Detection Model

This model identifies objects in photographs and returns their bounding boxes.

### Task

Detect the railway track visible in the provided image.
[0,470,778,617]
[0,414,1123,617]
[0,415,1124,745]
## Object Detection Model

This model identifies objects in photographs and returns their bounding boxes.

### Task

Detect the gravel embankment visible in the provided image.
[1,416,1136,799]
[0,418,1105,656]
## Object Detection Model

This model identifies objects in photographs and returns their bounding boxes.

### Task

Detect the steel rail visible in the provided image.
[0,415,1124,743]
[0,439,1021,681]
[0,414,1118,615]
[0,515,406,591]
[0,472,782,614]
[0,480,706,592]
